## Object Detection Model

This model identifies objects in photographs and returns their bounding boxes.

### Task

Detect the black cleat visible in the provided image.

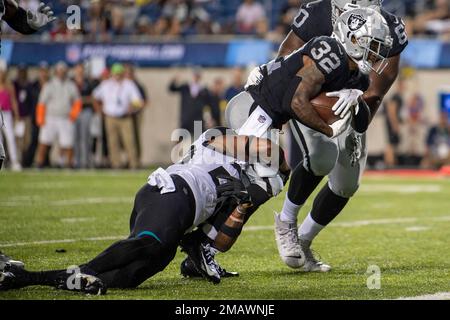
[0,252,24,272]
[56,273,107,295]
[180,235,221,284]
[0,271,24,291]
[181,256,239,279]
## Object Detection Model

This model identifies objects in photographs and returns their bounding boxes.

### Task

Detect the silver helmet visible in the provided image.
[333,8,393,75]
[331,0,383,24]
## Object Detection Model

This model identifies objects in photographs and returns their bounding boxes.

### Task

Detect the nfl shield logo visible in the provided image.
[348,14,367,31]
[258,115,267,123]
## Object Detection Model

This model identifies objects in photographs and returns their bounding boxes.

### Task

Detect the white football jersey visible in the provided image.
[166,128,241,229]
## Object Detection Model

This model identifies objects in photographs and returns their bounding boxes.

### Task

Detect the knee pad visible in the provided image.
[329,181,359,199]
[306,143,338,176]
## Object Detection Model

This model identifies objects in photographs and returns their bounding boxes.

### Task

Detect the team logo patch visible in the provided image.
[348,14,367,31]
[258,115,267,123]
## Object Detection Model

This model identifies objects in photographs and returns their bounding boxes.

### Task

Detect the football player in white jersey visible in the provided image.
[0,127,289,294]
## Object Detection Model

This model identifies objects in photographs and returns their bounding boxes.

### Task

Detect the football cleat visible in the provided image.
[0,271,22,291]
[181,256,239,279]
[56,273,107,295]
[274,213,304,269]
[0,252,25,272]
[180,235,221,284]
[298,238,331,273]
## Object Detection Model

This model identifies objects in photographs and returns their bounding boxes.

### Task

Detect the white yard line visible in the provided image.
[397,292,450,300]
[2,216,450,248]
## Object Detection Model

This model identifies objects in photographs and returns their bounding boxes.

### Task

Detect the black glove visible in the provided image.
[216,175,252,206]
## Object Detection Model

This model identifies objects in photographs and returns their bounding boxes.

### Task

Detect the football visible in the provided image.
[310,92,339,125]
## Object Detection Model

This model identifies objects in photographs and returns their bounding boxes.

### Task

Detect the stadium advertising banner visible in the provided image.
[4,40,271,67]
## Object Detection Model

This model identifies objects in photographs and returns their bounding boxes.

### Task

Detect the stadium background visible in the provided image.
[0,0,449,169]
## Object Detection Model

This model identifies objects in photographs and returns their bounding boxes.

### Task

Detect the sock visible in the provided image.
[280,196,303,223]
[298,212,324,242]
[310,183,349,226]
[14,269,67,287]
[202,224,218,242]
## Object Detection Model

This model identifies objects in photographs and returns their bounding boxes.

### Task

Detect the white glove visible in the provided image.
[327,89,363,119]
[329,111,351,138]
[244,66,264,90]
[27,2,56,30]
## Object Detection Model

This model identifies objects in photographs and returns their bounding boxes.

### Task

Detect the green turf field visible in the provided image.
[1,170,449,300]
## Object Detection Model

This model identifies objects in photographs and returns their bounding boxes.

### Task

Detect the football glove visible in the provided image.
[216,175,252,206]
[27,2,56,30]
[327,89,364,119]
[244,66,264,91]
[329,111,351,138]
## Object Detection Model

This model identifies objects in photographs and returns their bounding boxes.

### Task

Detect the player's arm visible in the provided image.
[277,30,306,58]
[3,0,56,34]
[291,56,335,137]
[363,54,401,122]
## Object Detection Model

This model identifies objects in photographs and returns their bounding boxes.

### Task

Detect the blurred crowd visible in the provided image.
[2,0,449,41]
[0,61,149,170]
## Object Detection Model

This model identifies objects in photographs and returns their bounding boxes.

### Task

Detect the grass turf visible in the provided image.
[0,170,449,300]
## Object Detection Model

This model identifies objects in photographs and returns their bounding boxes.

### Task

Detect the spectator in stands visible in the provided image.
[124,63,148,160]
[224,67,244,102]
[13,65,34,165]
[236,0,267,35]
[168,68,210,135]
[0,68,21,171]
[411,0,449,36]
[93,63,143,169]
[404,88,426,165]
[422,111,450,169]
[73,62,97,169]
[86,0,112,41]
[23,62,49,168]
[36,62,81,168]
[205,77,224,128]
[384,77,405,168]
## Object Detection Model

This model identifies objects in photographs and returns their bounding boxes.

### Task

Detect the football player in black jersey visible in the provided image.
[180,7,393,279]
[245,0,408,272]
[0,0,55,170]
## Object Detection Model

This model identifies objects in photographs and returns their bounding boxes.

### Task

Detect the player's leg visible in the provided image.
[1,176,196,292]
[275,120,338,268]
[298,131,368,272]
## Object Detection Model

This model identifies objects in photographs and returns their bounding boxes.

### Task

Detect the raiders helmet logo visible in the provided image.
[348,14,367,31]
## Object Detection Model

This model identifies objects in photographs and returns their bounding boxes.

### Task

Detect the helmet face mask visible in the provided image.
[333,8,393,75]
[331,0,383,24]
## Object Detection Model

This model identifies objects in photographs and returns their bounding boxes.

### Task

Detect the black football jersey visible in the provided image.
[247,36,368,128]
[291,0,408,57]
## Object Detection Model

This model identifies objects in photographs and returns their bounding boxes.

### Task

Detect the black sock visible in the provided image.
[310,184,349,226]
[287,162,324,205]
[13,268,67,287]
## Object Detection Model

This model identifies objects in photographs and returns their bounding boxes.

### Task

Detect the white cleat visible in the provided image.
[299,238,331,272]
[274,213,304,269]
